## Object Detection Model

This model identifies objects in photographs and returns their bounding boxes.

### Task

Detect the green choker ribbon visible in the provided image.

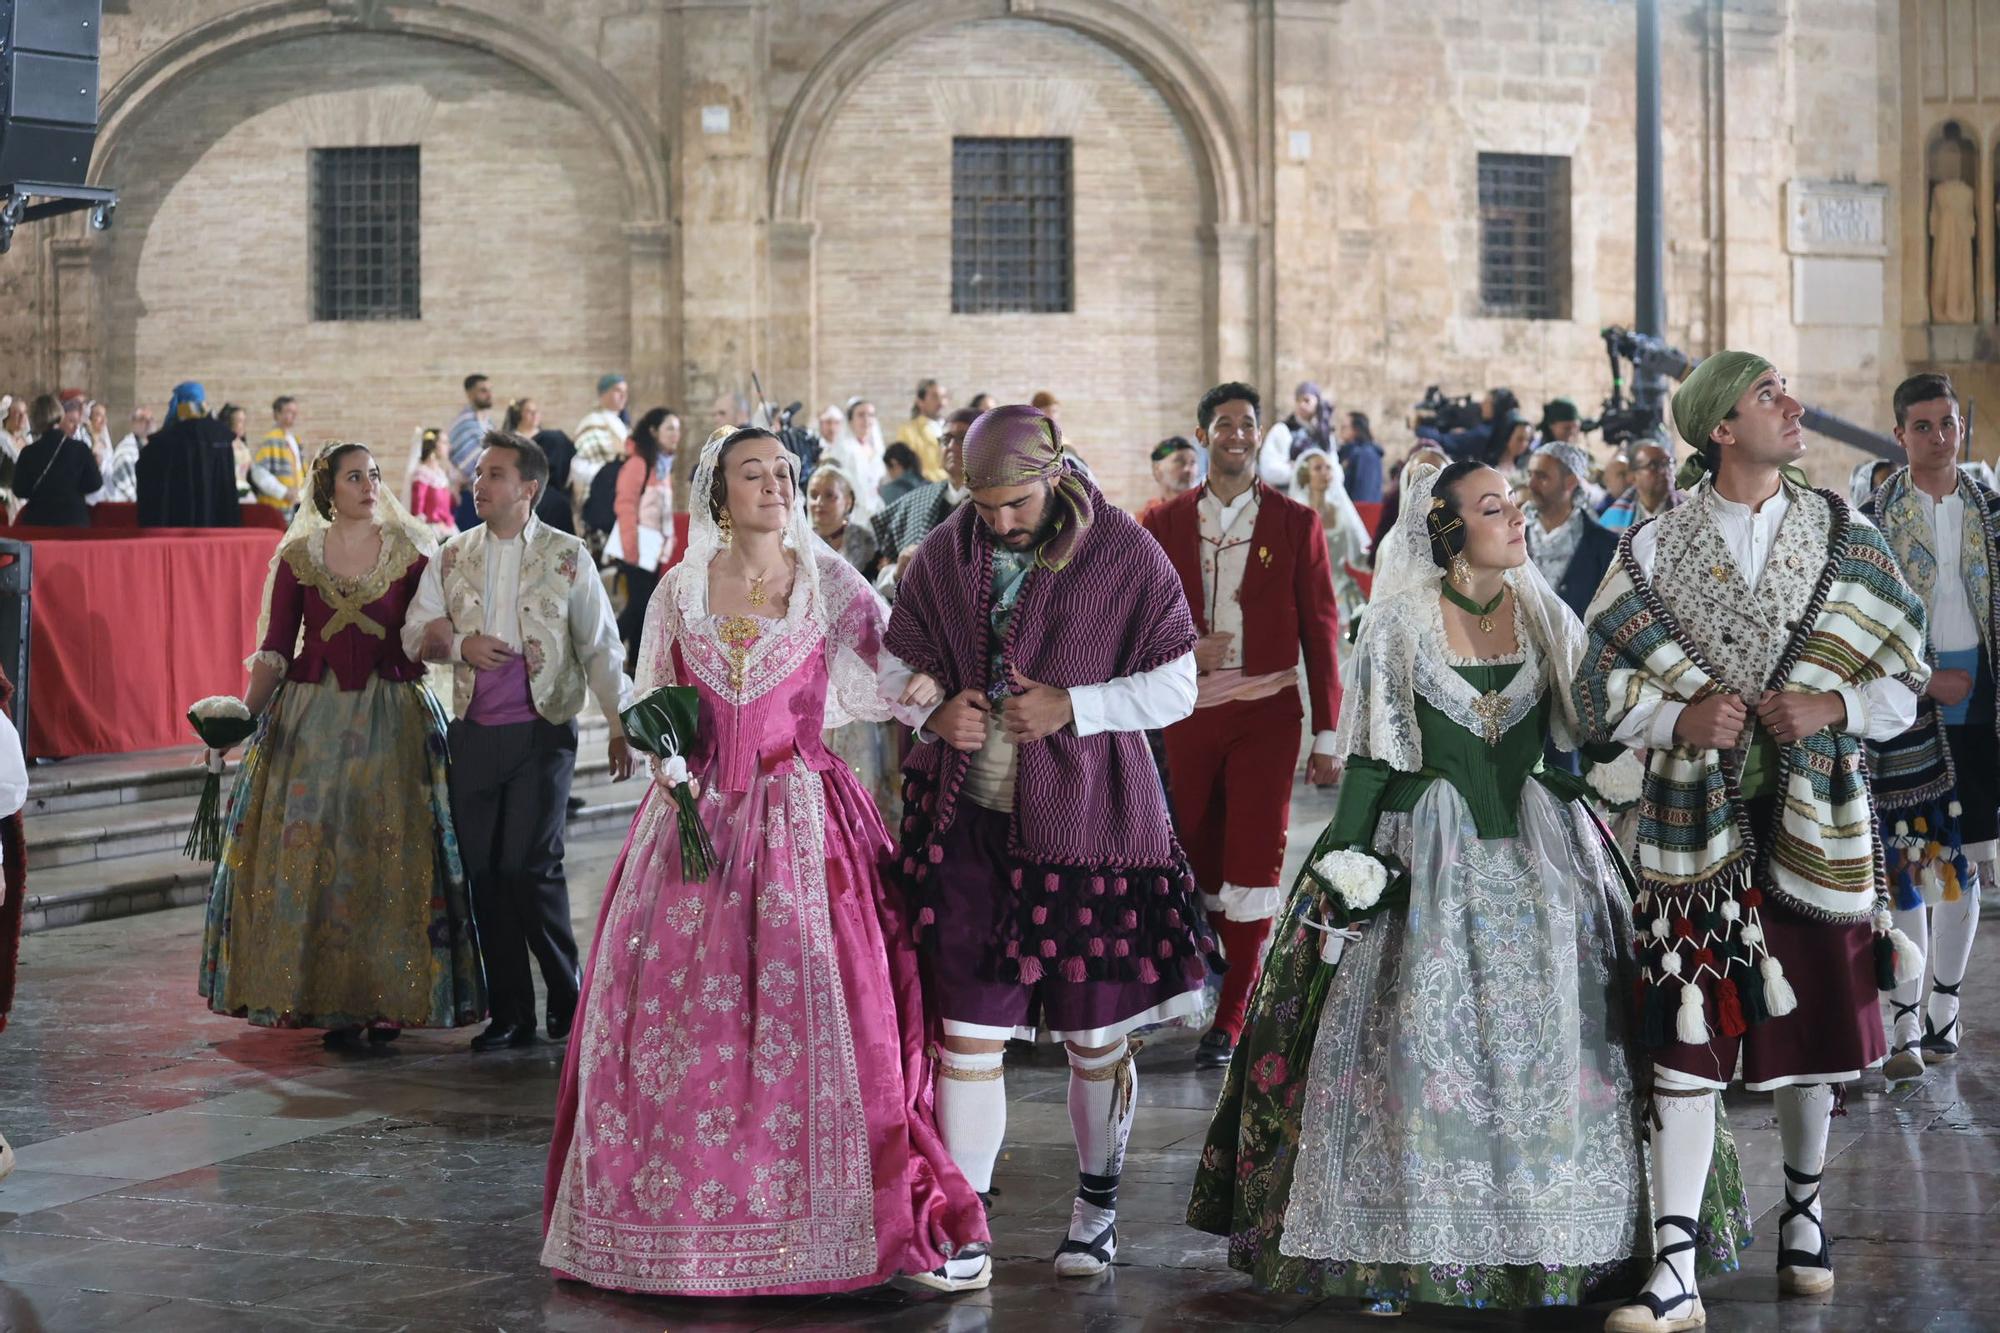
[1441,581,1505,632]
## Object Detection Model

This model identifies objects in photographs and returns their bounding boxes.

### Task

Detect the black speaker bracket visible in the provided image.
[0,180,114,251]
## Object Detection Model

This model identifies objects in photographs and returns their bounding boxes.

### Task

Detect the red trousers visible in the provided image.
[1162,691,1303,1040]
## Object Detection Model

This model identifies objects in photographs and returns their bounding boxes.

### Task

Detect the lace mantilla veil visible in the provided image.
[1333,461,1588,767]
[250,445,440,657]
[632,426,889,729]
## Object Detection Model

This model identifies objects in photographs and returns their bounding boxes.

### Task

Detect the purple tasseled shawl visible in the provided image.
[883,472,1212,987]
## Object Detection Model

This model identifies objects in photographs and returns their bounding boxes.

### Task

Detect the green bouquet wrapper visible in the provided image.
[620,685,716,881]
[183,700,259,861]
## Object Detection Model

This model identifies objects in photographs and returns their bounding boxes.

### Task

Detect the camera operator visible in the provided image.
[1536,397,1583,444]
[1415,386,1520,463]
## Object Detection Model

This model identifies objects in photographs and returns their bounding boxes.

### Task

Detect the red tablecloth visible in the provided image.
[25,527,279,758]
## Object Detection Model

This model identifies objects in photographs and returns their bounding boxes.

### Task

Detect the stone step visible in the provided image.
[27,717,615,816]
[22,768,642,934]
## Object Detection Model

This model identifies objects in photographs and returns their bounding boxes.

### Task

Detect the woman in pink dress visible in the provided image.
[542,425,992,1297]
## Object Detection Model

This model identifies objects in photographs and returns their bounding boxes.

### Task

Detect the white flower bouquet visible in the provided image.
[183,696,257,860]
[1585,750,1645,813]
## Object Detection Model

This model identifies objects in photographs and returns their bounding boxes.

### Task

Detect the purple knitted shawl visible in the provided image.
[884,471,1195,866]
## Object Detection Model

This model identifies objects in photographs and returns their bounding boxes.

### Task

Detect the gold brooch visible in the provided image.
[1257,546,1271,567]
[1710,565,1729,581]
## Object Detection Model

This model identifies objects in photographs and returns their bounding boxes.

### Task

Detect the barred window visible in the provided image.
[1477,152,1570,320]
[310,146,421,322]
[951,137,1072,314]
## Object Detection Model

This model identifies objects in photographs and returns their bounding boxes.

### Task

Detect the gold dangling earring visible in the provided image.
[1450,553,1473,590]
[718,507,734,549]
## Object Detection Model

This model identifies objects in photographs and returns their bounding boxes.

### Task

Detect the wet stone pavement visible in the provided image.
[1,778,1998,1331]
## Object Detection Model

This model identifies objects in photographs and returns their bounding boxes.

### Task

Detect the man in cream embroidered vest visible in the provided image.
[1585,354,1928,1333]
[1866,372,2000,1086]
[405,430,634,1053]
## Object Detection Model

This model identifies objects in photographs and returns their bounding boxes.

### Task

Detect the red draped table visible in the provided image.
[20,526,279,758]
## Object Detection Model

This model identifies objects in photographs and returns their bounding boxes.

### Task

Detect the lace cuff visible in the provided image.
[244,649,287,676]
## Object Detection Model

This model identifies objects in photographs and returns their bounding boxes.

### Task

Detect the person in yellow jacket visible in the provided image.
[894,378,951,481]
[249,396,304,513]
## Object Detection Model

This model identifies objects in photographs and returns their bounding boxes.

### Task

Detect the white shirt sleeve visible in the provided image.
[1836,679,1921,742]
[568,558,633,734]
[0,708,27,820]
[1257,423,1295,490]
[402,557,453,663]
[1311,729,1339,757]
[1069,652,1199,736]
[247,461,288,500]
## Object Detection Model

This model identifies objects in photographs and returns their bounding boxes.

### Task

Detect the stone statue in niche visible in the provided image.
[1929,139,1976,325]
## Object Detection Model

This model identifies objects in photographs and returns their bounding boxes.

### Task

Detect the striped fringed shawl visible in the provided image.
[1865,469,2000,907]
[1572,491,1928,1045]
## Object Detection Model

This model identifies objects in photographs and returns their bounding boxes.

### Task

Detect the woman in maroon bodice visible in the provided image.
[199,442,485,1048]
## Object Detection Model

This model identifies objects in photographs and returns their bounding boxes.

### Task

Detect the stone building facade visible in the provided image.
[0,0,1959,508]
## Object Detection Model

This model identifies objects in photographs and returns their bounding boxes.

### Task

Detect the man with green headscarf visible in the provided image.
[1577,352,1930,1331]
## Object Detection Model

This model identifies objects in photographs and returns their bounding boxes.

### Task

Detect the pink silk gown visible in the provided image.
[541,550,988,1295]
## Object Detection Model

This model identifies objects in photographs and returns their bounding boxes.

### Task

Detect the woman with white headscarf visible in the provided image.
[821,396,888,523]
[200,442,485,1049]
[541,425,993,1297]
[1293,447,1372,627]
[1189,459,1749,1318]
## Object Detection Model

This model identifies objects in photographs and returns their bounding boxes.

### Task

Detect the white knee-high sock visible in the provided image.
[1775,1083,1836,1261]
[937,1048,1007,1194]
[1635,1086,1716,1306]
[1066,1039,1136,1237]
[1929,867,1983,1033]
[1891,904,1931,1048]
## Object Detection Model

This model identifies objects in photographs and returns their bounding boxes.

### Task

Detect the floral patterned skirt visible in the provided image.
[1186,819,1753,1311]
[198,675,485,1030]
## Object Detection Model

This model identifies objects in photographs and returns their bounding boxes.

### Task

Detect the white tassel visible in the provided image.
[1760,956,1799,1018]
[1949,800,1964,819]
[1889,927,1926,987]
[1676,982,1710,1044]
[1895,819,1910,839]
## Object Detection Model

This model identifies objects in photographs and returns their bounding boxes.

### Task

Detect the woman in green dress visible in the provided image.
[1186,461,1749,1317]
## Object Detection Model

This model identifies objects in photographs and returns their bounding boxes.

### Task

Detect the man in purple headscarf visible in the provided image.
[884,403,1216,1280]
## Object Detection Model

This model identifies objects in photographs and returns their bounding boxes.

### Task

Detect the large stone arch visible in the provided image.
[765,0,1265,410]
[66,1,671,441]
[92,1,666,225]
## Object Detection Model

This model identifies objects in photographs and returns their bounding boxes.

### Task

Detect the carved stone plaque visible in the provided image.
[1786,179,1889,258]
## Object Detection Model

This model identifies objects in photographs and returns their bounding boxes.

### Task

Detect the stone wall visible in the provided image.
[0,0,1924,506]
[809,16,1207,504]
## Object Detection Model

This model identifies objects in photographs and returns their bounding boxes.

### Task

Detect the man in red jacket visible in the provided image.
[1142,381,1343,1068]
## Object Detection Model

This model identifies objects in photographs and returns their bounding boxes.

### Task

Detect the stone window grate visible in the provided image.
[310,146,421,322]
[1477,152,1570,320]
[951,137,1072,314]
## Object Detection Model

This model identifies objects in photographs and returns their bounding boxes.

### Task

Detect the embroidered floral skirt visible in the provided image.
[540,759,987,1296]
[199,676,485,1030]
[1187,782,1752,1311]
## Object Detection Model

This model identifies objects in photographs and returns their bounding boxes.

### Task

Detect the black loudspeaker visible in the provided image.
[0,540,32,752]
[0,0,100,191]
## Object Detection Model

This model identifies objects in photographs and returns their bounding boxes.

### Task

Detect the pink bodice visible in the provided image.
[673,614,839,795]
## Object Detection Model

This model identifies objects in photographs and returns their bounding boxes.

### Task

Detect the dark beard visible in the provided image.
[976,503,1064,554]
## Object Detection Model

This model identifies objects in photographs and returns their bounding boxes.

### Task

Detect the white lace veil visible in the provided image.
[1334,461,1587,764]
[1291,447,1372,554]
[251,442,440,654]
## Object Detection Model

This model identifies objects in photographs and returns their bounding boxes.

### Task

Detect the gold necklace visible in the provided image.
[747,572,768,608]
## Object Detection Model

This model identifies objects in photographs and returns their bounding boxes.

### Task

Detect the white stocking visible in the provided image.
[1928,865,1983,1036]
[937,1048,1006,1194]
[1066,1040,1135,1240]
[1890,904,1931,1050]
[1775,1083,1835,1264]
[1634,1080,1715,1308]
